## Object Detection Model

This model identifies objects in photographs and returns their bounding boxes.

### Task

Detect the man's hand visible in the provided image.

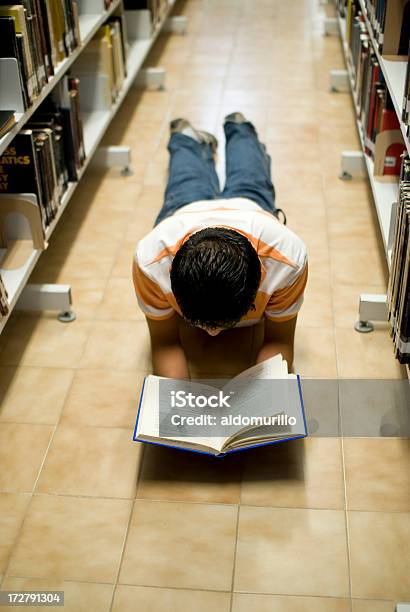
[146,314,190,379]
[256,316,297,372]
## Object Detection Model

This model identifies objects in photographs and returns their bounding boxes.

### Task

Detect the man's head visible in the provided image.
[170,227,261,333]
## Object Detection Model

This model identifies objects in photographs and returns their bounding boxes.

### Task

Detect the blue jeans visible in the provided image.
[154,120,277,225]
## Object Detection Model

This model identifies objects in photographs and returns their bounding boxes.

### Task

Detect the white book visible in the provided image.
[133,355,307,457]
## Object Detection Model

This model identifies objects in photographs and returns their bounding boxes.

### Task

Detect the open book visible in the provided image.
[133,355,307,457]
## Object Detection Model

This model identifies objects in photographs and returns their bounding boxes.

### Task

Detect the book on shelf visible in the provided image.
[343,1,410,134]
[373,104,406,176]
[51,74,86,181]
[347,3,406,176]
[0,1,80,110]
[403,41,410,125]
[387,152,410,363]
[0,4,36,103]
[26,113,69,199]
[0,76,85,229]
[0,272,9,317]
[0,111,17,139]
[0,130,49,230]
[359,0,409,57]
[74,19,127,104]
[123,0,170,26]
[0,15,30,108]
[133,355,307,457]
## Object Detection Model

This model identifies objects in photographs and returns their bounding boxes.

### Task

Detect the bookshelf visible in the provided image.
[0,0,177,333]
[337,10,403,267]
[0,0,122,158]
[356,0,409,153]
[336,2,410,376]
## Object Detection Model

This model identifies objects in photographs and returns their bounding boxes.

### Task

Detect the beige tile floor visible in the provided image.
[0,0,409,610]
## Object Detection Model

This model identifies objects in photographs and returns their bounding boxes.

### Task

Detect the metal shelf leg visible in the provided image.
[15,283,76,322]
[355,294,388,333]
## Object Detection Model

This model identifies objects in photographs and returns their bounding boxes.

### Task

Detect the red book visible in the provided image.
[379,108,400,132]
[383,142,406,175]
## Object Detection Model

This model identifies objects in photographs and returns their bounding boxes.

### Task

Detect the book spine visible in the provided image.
[42,0,58,69]
[67,90,82,171]
[54,1,66,60]
[25,0,47,89]
[0,272,9,317]
[71,0,81,46]
[54,126,68,196]
[69,78,86,166]
[33,0,52,79]
[14,27,35,102]
[0,131,48,230]
[402,42,410,124]
[59,108,78,182]
[33,135,52,225]
[39,129,60,213]
[61,0,72,55]
[0,17,30,108]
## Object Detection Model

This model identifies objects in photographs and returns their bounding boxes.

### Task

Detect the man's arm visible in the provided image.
[256,316,297,372]
[146,314,190,379]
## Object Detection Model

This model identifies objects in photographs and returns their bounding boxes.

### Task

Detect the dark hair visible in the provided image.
[170,227,261,329]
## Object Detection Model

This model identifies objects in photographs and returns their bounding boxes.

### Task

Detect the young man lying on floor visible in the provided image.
[132,112,308,378]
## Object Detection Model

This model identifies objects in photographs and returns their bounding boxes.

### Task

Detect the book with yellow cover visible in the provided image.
[0,5,35,97]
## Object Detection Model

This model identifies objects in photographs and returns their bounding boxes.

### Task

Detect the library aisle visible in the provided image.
[0,0,409,611]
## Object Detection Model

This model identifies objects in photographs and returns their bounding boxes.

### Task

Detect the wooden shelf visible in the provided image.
[0,1,177,333]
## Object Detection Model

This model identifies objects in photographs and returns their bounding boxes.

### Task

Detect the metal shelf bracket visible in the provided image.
[339,151,366,180]
[15,283,76,323]
[355,294,388,333]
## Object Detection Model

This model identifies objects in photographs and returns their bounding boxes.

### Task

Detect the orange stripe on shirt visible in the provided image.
[164,291,182,316]
[266,263,308,314]
[132,261,170,311]
[221,227,298,269]
[148,226,296,271]
[149,232,194,265]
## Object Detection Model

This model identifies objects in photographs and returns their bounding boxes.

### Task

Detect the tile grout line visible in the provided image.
[340,433,354,607]
[8,486,408,512]
[108,496,136,612]
[229,505,241,612]
[6,568,390,602]
[105,20,221,608]
[0,423,58,587]
[0,12,188,587]
[318,2,355,607]
[0,333,84,586]
[0,173,146,580]
[100,17,205,583]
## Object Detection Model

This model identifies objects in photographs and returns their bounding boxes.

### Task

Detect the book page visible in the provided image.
[225,355,288,420]
[227,354,286,386]
[223,395,305,450]
[136,376,225,452]
[220,373,305,450]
